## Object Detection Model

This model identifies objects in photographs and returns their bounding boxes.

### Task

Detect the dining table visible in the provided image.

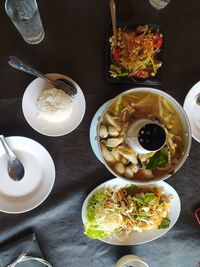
[0,0,200,266]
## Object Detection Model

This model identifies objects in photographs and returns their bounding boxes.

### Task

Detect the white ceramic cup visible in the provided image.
[115,255,149,267]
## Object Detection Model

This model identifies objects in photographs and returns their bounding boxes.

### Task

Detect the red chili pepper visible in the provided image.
[153,33,163,49]
[112,48,120,62]
[135,70,149,79]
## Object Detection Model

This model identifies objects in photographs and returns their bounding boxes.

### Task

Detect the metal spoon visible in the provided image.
[109,0,117,45]
[8,56,77,97]
[0,135,25,181]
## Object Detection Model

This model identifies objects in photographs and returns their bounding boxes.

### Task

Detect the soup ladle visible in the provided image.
[8,56,77,97]
[0,135,25,181]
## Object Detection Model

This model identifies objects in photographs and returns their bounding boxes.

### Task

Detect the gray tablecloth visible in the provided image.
[0,0,199,267]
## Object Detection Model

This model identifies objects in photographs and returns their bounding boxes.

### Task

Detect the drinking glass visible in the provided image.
[5,0,45,44]
[115,255,149,267]
[149,0,171,10]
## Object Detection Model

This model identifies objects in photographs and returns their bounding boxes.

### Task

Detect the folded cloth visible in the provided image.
[0,233,45,267]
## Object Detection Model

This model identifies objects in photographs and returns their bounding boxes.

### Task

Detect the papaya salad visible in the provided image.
[84,184,171,240]
[109,25,163,79]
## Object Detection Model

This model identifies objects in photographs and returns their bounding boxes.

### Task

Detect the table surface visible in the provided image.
[0,0,200,267]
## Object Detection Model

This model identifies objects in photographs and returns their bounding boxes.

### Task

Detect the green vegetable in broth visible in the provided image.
[146,147,168,169]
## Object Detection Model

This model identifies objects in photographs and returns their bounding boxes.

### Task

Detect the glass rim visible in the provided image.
[5,0,38,17]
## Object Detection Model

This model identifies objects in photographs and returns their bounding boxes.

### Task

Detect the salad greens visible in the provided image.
[84,192,109,239]
[84,185,171,240]
[158,217,171,229]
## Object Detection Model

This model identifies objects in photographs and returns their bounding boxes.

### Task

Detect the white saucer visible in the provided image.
[0,136,55,214]
[89,100,110,162]
[183,81,200,142]
[22,73,86,137]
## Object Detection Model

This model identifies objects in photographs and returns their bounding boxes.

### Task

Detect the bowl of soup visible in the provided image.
[97,88,191,184]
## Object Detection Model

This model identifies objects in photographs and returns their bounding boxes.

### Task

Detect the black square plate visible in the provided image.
[105,22,165,85]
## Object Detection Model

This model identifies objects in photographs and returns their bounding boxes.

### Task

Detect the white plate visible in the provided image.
[22,73,86,136]
[82,178,181,245]
[89,101,110,162]
[183,81,200,142]
[0,136,55,214]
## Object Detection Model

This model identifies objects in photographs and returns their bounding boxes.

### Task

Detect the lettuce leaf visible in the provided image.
[84,225,109,239]
[86,191,106,224]
[144,193,157,204]
[158,217,170,229]
[84,191,108,239]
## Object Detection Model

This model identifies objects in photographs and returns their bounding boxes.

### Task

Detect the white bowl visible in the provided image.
[22,73,86,136]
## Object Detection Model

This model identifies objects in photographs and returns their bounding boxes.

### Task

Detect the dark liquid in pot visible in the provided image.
[138,123,166,151]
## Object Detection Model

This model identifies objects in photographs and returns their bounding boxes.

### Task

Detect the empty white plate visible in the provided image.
[22,73,86,136]
[0,136,55,213]
[183,81,200,142]
[82,178,181,245]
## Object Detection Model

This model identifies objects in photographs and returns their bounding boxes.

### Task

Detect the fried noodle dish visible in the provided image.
[109,25,163,79]
[84,184,171,240]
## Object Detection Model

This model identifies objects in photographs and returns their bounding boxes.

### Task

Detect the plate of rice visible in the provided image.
[22,73,86,136]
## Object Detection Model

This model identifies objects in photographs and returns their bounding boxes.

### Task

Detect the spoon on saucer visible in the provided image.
[0,135,25,181]
[8,56,77,97]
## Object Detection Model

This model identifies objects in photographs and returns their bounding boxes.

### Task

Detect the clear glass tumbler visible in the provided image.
[149,0,170,10]
[5,0,45,44]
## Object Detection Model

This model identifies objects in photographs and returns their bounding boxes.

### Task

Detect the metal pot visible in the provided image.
[97,87,192,184]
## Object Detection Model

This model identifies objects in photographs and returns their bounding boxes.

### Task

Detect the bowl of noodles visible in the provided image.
[97,88,191,184]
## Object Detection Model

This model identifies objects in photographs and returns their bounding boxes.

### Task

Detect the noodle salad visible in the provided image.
[109,25,163,80]
[84,184,171,240]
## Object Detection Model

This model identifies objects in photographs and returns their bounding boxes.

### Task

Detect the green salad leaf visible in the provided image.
[84,225,108,239]
[144,193,157,204]
[146,147,168,169]
[158,217,170,229]
[84,191,109,239]
[124,185,137,196]
[86,192,106,223]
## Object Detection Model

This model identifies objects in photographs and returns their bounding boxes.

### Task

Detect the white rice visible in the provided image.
[36,88,73,122]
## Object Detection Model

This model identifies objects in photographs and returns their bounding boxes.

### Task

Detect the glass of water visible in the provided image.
[149,0,171,10]
[5,0,45,44]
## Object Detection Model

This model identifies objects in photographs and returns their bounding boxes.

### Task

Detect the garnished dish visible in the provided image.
[82,178,181,245]
[98,89,191,182]
[84,184,171,240]
[36,88,73,122]
[109,25,163,80]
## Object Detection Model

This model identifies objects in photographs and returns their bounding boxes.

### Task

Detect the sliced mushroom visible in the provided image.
[104,113,122,131]
[114,162,125,175]
[108,125,119,137]
[111,147,121,161]
[121,157,128,165]
[99,124,108,138]
[117,145,138,164]
[106,136,124,148]
[130,164,139,173]
[137,169,154,179]
[100,143,116,163]
[124,166,134,178]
